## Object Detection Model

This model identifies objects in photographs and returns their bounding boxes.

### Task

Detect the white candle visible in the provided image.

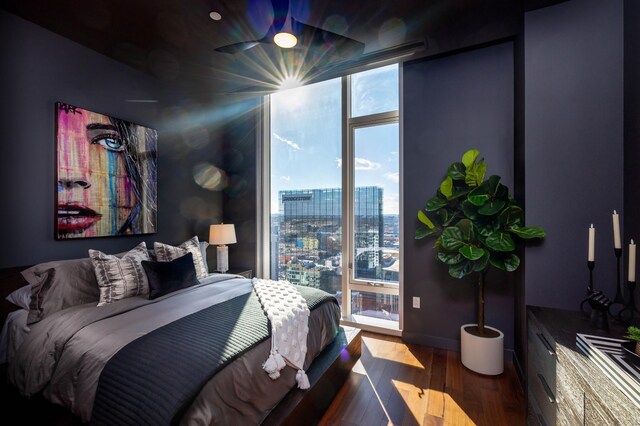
[629,239,636,282]
[613,210,621,249]
[588,224,595,262]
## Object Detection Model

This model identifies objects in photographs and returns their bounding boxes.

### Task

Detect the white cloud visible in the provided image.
[272,132,302,150]
[384,193,400,215]
[384,172,399,183]
[280,175,291,181]
[334,157,381,170]
[354,158,381,170]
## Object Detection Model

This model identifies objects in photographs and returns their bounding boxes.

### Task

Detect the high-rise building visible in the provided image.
[275,187,384,291]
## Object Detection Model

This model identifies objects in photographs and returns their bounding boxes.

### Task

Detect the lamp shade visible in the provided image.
[209,224,237,245]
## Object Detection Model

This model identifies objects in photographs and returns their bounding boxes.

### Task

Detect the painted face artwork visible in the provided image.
[56,103,157,239]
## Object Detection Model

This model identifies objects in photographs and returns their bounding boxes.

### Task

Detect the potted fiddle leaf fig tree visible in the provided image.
[415,149,545,375]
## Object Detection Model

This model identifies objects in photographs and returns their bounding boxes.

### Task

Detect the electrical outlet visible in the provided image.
[412,297,420,309]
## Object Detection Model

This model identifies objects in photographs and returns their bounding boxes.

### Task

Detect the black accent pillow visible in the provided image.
[142,252,199,300]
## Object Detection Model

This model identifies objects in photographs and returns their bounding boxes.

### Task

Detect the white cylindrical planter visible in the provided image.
[460,324,504,375]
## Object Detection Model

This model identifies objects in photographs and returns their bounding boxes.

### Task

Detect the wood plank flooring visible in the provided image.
[319,332,525,426]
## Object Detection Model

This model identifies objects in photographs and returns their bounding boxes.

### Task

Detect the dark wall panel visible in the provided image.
[0,11,225,268]
[403,42,515,350]
[524,0,624,309]
[624,0,640,309]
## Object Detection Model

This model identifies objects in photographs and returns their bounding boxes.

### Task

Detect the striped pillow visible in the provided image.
[90,242,150,306]
[154,236,208,280]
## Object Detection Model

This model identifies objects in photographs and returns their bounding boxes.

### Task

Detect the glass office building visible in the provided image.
[272,187,384,293]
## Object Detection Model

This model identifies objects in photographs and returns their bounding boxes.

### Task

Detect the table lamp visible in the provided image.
[209,223,237,273]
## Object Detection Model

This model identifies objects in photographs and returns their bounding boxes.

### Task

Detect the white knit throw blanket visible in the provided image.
[252,278,311,389]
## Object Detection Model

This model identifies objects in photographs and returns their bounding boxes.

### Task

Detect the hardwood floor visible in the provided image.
[319,332,525,426]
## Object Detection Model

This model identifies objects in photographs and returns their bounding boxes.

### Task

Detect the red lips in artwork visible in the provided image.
[57,203,102,233]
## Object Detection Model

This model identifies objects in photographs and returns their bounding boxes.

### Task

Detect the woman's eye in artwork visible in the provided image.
[92,134,125,151]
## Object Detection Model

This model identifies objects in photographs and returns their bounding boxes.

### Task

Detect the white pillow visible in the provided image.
[154,236,208,280]
[6,284,32,310]
[89,242,150,306]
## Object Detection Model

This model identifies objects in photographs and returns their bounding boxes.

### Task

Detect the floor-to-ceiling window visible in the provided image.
[262,64,401,332]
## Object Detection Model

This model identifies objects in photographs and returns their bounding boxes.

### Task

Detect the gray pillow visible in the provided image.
[23,257,100,325]
[6,283,32,310]
[90,242,150,306]
[154,236,208,280]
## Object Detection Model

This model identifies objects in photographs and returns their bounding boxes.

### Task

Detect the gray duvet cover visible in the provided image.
[7,275,341,425]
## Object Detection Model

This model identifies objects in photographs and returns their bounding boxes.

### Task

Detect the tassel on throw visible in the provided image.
[296,369,310,390]
[274,351,286,370]
[263,351,279,374]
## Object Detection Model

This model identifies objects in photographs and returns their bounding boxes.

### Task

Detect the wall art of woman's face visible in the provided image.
[55,103,157,239]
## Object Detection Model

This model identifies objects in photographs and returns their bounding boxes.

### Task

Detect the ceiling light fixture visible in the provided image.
[209,11,222,21]
[273,31,297,48]
[273,1,297,49]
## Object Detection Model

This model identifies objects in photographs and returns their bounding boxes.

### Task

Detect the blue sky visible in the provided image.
[270,65,399,214]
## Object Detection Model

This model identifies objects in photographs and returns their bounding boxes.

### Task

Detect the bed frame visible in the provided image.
[0,265,361,425]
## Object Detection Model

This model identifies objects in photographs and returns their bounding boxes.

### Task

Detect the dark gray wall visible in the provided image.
[222,98,261,273]
[403,42,515,350]
[524,0,624,309]
[624,0,640,310]
[0,10,226,268]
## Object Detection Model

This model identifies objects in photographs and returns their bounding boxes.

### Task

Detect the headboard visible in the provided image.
[0,265,30,329]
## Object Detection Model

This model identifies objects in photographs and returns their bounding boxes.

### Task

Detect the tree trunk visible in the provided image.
[477,271,486,336]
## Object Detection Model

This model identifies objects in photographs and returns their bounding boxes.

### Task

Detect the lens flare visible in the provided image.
[193,163,227,191]
[279,76,302,91]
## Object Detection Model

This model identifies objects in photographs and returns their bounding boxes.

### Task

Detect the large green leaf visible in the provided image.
[473,251,490,272]
[449,260,474,278]
[426,196,447,211]
[484,231,516,252]
[459,245,485,260]
[461,149,480,168]
[417,210,435,229]
[449,187,470,200]
[499,206,524,226]
[441,227,465,250]
[461,200,479,220]
[490,253,521,272]
[478,199,507,216]
[468,184,490,206]
[495,183,509,200]
[415,226,436,239]
[476,221,500,237]
[510,225,546,239]
[440,176,453,198]
[443,211,461,227]
[457,219,475,242]
[448,162,466,180]
[437,251,463,265]
[465,161,487,187]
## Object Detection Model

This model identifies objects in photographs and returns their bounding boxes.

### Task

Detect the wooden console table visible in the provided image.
[527,306,640,425]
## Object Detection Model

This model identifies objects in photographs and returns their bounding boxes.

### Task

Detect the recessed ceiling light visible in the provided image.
[209,11,222,21]
[274,32,297,48]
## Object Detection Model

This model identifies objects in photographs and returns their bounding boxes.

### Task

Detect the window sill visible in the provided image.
[341,314,402,336]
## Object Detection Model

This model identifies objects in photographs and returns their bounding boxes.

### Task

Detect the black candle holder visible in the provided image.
[618,281,640,324]
[609,248,626,320]
[580,260,610,330]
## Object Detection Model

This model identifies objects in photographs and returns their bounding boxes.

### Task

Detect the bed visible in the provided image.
[0,239,354,426]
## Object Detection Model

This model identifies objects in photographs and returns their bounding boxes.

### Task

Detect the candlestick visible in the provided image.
[613,210,621,249]
[588,224,595,262]
[618,281,639,324]
[629,239,636,282]
[612,248,624,303]
[609,247,625,319]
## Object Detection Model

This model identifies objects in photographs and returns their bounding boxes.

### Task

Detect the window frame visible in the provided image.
[259,64,404,334]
